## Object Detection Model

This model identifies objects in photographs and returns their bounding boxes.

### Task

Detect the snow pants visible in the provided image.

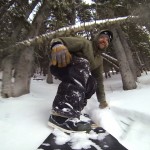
[50,56,97,118]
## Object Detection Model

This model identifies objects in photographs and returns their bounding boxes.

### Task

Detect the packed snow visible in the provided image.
[0,71,150,150]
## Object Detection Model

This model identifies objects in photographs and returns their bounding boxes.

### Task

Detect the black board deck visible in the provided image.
[37,126,128,150]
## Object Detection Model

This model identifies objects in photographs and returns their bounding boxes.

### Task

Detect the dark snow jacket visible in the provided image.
[50,36,106,102]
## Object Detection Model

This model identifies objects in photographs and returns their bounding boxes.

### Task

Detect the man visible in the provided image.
[48,30,113,132]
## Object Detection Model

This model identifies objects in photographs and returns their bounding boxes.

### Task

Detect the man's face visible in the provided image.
[97,34,109,50]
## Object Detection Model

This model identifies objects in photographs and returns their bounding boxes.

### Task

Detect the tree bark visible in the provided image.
[112,27,137,90]
[1,55,13,98]
[47,64,53,84]
[117,25,137,81]
[12,0,50,97]
[1,0,41,98]
[12,48,34,97]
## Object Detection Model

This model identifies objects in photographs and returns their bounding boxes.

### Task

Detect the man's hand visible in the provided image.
[51,44,72,67]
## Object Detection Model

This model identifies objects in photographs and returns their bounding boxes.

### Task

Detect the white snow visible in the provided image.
[0,71,150,150]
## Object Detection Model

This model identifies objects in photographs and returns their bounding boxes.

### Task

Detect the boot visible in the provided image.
[48,114,92,133]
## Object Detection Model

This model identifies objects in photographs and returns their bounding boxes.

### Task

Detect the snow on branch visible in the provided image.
[0,16,136,56]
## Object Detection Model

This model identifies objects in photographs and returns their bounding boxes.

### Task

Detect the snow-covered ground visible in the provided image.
[0,71,150,150]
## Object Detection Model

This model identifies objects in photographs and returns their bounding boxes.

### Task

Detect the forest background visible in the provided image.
[0,0,150,98]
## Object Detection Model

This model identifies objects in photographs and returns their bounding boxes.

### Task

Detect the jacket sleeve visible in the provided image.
[50,38,64,49]
[91,64,106,102]
[50,37,96,69]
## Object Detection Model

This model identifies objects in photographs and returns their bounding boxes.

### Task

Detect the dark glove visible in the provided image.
[51,44,72,67]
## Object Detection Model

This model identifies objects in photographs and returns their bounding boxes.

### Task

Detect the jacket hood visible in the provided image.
[92,30,113,55]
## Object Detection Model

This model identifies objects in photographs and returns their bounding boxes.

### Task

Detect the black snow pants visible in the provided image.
[50,56,97,118]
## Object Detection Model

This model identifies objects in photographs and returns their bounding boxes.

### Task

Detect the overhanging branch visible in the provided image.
[0,16,137,56]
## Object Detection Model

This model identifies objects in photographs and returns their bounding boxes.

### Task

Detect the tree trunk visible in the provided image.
[12,48,34,97]
[12,0,50,97]
[0,0,41,98]
[47,64,53,84]
[117,25,137,81]
[1,55,13,98]
[112,27,137,90]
